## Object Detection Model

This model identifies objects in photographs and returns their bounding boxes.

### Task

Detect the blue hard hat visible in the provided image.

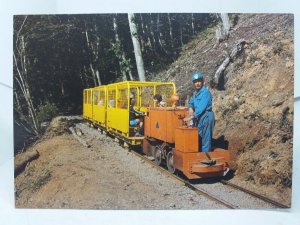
[192,72,204,82]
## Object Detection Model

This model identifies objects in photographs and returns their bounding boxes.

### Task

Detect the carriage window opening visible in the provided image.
[108,89,116,108]
[84,91,87,104]
[98,91,105,106]
[88,91,92,104]
[156,84,174,107]
[118,89,128,109]
[130,88,138,106]
[141,86,154,107]
[94,91,99,105]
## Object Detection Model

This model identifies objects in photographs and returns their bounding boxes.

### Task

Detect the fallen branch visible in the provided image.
[214,39,246,85]
[15,149,39,177]
[69,127,90,148]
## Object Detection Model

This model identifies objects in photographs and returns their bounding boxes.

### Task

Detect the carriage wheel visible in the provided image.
[166,151,176,174]
[154,146,162,166]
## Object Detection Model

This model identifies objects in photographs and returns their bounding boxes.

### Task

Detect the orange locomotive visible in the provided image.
[142,98,230,179]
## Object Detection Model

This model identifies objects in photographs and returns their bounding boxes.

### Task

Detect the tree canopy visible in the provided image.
[13,13,218,142]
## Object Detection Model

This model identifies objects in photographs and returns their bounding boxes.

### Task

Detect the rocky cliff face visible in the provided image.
[157,14,294,204]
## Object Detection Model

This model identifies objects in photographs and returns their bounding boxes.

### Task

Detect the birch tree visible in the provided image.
[13,16,41,136]
[191,13,195,35]
[220,13,230,37]
[84,23,101,86]
[128,13,146,81]
[216,13,231,43]
[167,13,174,49]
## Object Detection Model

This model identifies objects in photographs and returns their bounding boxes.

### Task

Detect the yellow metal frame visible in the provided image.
[83,81,176,145]
[83,88,93,120]
[92,86,107,128]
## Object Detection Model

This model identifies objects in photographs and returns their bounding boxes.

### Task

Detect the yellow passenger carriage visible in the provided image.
[83,81,176,145]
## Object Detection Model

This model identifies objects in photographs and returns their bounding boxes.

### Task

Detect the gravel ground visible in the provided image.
[193,182,275,209]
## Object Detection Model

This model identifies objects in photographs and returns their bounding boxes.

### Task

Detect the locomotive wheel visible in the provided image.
[166,151,176,173]
[154,146,162,166]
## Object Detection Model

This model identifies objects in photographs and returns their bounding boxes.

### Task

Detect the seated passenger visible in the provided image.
[108,99,115,108]
[98,99,104,106]
[153,94,166,107]
[129,98,145,136]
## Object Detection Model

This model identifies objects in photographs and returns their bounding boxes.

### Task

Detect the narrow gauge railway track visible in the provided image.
[220,180,289,208]
[129,149,237,209]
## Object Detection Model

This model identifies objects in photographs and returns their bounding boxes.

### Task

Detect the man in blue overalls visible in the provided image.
[184,72,215,152]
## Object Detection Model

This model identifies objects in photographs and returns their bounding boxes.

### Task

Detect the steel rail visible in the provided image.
[220,179,290,208]
[129,150,238,209]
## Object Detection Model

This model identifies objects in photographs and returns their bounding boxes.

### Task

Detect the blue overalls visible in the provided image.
[189,86,215,152]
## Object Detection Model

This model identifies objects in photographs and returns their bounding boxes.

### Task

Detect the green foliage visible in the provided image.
[222,101,239,116]
[121,58,133,73]
[250,159,260,166]
[280,172,292,188]
[245,175,254,181]
[247,53,259,63]
[246,139,259,148]
[268,150,279,159]
[272,42,284,55]
[36,101,59,122]
[259,177,277,185]
[32,170,51,190]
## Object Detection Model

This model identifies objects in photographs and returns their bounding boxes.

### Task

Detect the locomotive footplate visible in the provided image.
[189,162,224,174]
[173,150,230,179]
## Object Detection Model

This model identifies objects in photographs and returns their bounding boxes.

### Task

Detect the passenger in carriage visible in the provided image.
[153,94,166,107]
[129,95,145,137]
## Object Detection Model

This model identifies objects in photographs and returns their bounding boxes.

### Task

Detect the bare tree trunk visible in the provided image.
[60,80,65,96]
[191,13,195,35]
[14,17,41,137]
[89,63,96,86]
[168,13,174,48]
[85,27,101,86]
[139,14,147,52]
[128,70,133,81]
[149,14,159,56]
[13,90,34,134]
[156,14,167,54]
[128,13,146,81]
[214,39,246,86]
[95,70,101,86]
[14,52,40,136]
[80,66,89,87]
[180,24,183,47]
[220,13,230,37]
[215,13,231,44]
[140,14,153,54]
